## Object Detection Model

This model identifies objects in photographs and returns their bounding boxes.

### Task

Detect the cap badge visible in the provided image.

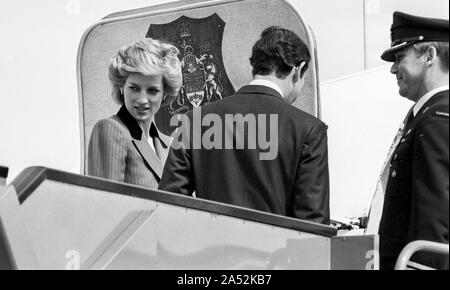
[391,41,407,49]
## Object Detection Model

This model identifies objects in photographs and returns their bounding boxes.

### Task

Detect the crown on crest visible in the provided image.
[177,22,192,38]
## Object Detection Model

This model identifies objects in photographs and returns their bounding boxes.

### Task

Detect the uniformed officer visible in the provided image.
[378,11,449,270]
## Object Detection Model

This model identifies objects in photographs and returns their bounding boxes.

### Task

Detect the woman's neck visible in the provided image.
[137,118,153,139]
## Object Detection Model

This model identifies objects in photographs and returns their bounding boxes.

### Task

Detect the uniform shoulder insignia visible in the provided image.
[434,111,449,118]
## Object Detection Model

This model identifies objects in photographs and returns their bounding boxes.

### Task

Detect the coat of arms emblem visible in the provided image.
[146,13,235,135]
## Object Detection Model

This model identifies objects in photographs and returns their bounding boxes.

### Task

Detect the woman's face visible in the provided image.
[123,73,165,127]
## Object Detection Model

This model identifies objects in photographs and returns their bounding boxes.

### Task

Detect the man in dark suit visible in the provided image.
[158,26,330,225]
[377,12,449,270]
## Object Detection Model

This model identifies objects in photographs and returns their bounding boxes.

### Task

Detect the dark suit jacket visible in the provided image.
[379,90,449,270]
[88,105,171,189]
[159,85,330,224]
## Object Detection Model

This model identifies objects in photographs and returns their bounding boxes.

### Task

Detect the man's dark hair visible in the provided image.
[249,26,311,79]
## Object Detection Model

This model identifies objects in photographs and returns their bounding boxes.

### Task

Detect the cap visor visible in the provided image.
[380,42,411,62]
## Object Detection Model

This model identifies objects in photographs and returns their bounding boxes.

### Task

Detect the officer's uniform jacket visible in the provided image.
[379,90,449,269]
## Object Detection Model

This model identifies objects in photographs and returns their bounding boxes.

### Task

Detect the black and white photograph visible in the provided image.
[0,0,448,274]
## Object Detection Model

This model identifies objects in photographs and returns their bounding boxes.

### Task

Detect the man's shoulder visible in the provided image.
[413,93,449,140]
[428,90,449,109]
[187,94,326,128]
[283,104,326,129]
[420,92,449,122]
[186,93,259,116]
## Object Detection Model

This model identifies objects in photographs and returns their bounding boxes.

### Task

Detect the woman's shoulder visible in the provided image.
[92,115,128,135]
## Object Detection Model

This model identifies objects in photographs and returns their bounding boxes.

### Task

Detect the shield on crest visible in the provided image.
[181,44,206,107]
[146,13,235,135]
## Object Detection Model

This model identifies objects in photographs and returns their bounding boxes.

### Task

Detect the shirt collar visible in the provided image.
[413,86,449,116]
[249,79,284,98]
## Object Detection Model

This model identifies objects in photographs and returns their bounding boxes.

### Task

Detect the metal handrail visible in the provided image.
[395,240,449,270]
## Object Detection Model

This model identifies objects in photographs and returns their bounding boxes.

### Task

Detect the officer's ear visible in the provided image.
[424,45,438,66]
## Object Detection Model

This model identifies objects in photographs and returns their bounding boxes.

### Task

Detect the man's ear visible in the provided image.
[293,62,307,83]
[298,62,307,78]
[292,67,299,84]
[425,46,438,65]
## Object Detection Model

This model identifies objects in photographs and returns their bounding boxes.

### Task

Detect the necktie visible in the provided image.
[405,109,415,126]
[365,107,414,234]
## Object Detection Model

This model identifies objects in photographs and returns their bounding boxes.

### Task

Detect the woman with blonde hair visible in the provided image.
[88,38,182,188]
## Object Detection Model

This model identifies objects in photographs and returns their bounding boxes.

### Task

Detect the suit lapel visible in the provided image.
[132,139,163,180]
[158,134,171,165]
[117,105,172,178]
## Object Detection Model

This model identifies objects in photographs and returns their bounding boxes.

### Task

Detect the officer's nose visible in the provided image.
[390,62,399,75]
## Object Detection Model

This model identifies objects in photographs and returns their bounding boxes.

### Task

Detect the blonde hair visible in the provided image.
[108,38,182,104]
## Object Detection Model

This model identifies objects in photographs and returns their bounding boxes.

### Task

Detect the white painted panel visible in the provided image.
[107,204,330,269]
[321,66,413,218]
[294,0,366,81]
[19,180,330,269]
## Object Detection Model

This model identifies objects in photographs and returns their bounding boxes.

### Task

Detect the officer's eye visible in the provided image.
[395,54,404,62]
